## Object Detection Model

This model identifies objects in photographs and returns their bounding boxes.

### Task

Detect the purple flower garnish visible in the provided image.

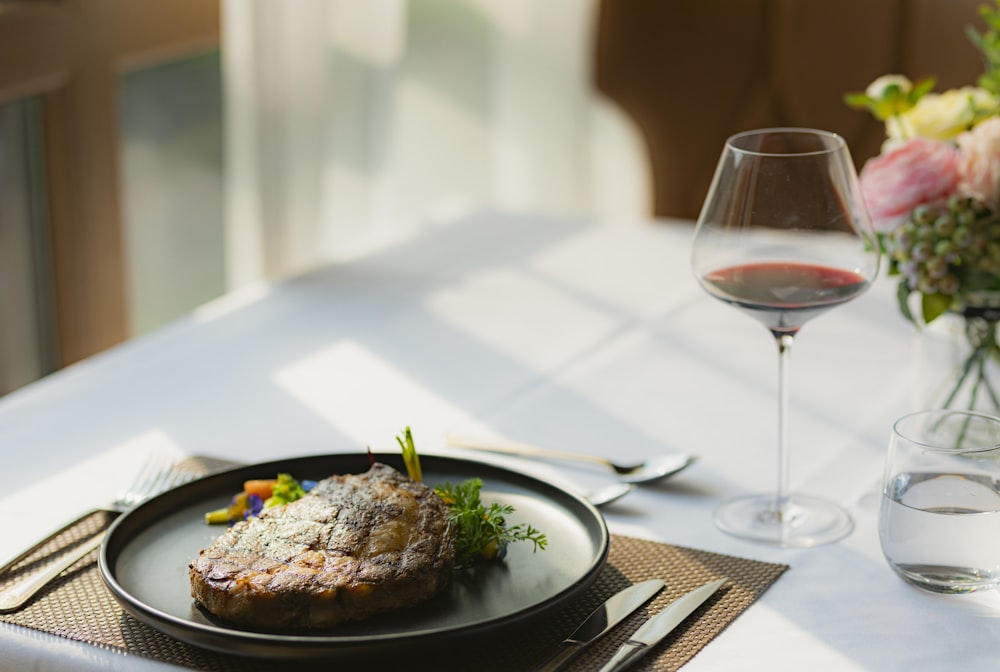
[246,493,264,518]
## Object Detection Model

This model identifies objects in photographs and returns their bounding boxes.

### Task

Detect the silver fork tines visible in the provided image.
[116,454,184,509]
[0,455,195,613]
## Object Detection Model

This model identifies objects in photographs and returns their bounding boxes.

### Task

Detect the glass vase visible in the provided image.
[915,295,1000,435]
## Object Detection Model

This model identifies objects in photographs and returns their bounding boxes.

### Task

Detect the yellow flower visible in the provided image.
[888,87,997,141]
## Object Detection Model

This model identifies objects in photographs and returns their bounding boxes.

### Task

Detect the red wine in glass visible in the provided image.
[702,262,871,335]
[691,128,879,547]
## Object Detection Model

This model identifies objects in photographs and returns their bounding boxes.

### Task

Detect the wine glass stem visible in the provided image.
[774,332,795,520]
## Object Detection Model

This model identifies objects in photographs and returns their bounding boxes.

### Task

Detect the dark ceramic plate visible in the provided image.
[99,453,609,659]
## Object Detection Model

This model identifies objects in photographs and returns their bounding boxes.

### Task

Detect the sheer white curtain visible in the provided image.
[222,0,648,286]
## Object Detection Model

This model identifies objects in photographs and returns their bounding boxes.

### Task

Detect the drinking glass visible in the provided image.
[691,128,880,547]
[880,409,1000,593]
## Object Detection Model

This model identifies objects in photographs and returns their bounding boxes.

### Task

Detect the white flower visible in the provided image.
[866,74,913,99]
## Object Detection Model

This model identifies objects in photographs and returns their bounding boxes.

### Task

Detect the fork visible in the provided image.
[0,456,194,612]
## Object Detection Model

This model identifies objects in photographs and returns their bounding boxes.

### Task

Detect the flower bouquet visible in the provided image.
[846,0,1000,415]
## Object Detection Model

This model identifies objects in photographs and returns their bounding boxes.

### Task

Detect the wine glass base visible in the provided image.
[714,493,854,548]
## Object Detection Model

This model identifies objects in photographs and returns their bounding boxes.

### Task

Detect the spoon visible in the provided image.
[586,482,635,507]
[445,434,696,485]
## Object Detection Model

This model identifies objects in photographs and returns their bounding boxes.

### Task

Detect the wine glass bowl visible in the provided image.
[691,128,879,547]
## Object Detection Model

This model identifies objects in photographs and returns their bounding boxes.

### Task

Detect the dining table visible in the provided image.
[1,209,998,671]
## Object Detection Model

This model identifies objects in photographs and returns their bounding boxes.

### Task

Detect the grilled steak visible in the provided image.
[189,463,456,629]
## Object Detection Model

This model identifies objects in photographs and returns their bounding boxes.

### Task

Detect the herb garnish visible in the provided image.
[395,427,547,568]
[397,426,422,484]
[434,478,547,567]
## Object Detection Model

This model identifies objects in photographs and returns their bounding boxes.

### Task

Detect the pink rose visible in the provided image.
[859,137,959,233]
[957,116,1000,208]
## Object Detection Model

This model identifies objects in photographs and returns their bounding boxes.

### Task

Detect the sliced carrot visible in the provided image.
[243,479,278,501]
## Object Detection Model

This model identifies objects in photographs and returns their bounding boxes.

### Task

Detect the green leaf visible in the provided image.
[910,77,937,101]
[896,281,917,326]
[876,232,892,257]
[844,92,874,110]
[964,270,1000,292]
[969,1,1000,95]
[921,292,953,324]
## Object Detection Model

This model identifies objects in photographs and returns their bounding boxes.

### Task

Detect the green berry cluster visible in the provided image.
[887,197,1000,300]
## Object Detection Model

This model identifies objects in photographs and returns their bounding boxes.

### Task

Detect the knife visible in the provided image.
[535,578,665,672]
[597,578,727,672]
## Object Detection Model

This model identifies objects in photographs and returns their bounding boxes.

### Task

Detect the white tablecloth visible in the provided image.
[1,210,997,671]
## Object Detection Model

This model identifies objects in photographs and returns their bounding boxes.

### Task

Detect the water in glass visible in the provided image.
[880,410,1000,593]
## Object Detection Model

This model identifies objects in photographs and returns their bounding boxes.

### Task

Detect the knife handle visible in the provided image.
[535,642,582,672]
[597,640,649,672]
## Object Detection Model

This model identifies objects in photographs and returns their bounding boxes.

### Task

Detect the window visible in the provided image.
[0,0,220,394]
[0,96,57,393]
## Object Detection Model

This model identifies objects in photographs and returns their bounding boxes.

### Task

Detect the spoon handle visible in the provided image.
[445,434,616,470]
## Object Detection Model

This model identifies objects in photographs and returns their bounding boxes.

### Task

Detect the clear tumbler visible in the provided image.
[880,409,1000,593]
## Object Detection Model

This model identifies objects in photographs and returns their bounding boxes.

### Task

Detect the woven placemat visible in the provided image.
[0,461,788,671]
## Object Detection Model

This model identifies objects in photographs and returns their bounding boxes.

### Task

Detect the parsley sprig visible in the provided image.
[395,427,547,568]
[434,478,547,568]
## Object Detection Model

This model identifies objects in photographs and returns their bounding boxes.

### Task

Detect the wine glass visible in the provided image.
[691,128,880,547]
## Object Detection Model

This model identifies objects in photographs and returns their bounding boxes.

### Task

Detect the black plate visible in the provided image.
[99,453,609,659]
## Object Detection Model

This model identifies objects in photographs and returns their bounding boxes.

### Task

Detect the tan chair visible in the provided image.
[594,0,987,219]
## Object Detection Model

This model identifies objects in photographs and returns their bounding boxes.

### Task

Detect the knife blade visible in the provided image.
[535,578,665,672]
[597,578,727,672]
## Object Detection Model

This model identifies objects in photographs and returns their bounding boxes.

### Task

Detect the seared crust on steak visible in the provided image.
[189,463,456,629]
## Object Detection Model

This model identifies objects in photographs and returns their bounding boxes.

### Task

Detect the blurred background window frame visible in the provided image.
[0,0,220,395]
